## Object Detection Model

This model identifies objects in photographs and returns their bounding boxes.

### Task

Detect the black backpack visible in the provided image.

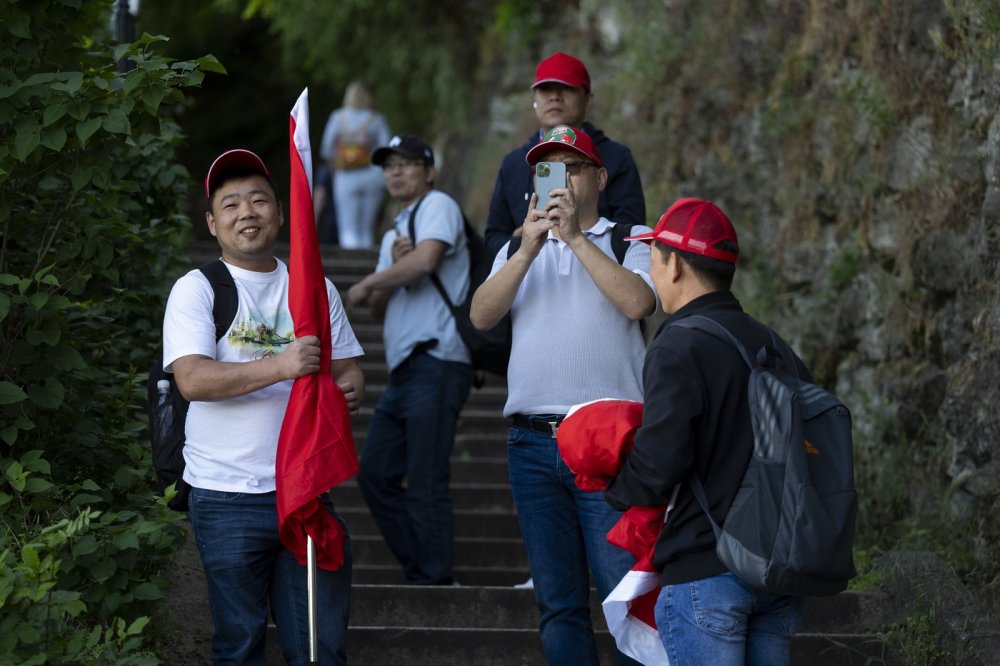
[674,315,858,597]
[146,260,237,511]
[408,198,511,385]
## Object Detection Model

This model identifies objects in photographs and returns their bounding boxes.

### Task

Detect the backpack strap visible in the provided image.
[672,314,797,376]
[407,195,458,311]
[197,259,237,343]
[690,475,723,540]
[671,316,755,368]
[506,236,522,259]
[610,222,633,264]
[505,222,635,262]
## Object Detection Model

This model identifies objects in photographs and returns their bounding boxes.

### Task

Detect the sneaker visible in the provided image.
[513,577,534,589]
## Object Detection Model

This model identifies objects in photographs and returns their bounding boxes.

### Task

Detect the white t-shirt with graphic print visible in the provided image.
[162,259,363,493]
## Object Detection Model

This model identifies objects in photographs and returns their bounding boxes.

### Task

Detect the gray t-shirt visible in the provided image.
[377,189,471,372]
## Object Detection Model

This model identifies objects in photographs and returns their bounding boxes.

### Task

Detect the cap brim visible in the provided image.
[623,230,655,243]
[205,149,270,199]
[531,77,586,90]
[370,147,394,166]
[525,142,601,168]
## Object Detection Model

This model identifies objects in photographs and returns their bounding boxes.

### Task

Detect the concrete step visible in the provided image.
[268,624,887,666]
[350,407,509,435]
[344,432,509,459]
[351,535,528,570]
[346,585,882,633]
[327,457,509,491]
[351,564,531,587]
[339,507,521,539]
[331,481,515,514]
[339,595,887,665]
[355,359,510,393]
[353,384,508,414]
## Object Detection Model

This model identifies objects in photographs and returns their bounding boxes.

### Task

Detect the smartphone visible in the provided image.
[533,161,567,210]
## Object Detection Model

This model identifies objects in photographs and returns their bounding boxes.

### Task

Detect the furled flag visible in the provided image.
[556,399,671,666]
[276,87,359,570]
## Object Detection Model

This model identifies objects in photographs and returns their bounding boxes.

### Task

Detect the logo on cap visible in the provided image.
[543,125,578,146]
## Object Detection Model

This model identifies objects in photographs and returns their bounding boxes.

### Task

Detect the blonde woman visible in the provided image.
[319,81,392,249]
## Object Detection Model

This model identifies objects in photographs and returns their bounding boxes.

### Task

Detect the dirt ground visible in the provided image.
[151,521,213,665]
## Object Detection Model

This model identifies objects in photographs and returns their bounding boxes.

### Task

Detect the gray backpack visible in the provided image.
[674,315,857,597]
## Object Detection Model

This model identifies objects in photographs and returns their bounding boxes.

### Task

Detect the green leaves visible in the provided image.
[0,3,218,664]
[12,118,40,161]
[0,382,28,405]
[76,117,101,147]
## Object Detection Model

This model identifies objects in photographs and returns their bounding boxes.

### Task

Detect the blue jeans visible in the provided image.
[655,572,804,665]
[188,489,351,666]
[358,352,473,584]
[507,426,641,666]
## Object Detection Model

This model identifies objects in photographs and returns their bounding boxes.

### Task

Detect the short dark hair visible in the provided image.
[207,167,281,212]
[656,240,737,291]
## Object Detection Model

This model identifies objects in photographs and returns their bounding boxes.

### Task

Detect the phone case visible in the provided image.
[534,161,567,210]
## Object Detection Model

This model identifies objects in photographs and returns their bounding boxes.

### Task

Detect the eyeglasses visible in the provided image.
[382,158,424,170]
[562,160,596,175]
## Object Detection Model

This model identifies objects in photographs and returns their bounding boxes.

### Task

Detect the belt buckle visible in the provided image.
[547,420,559,438]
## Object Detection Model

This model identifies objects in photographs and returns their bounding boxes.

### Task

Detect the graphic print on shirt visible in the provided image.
[226,307,295,357]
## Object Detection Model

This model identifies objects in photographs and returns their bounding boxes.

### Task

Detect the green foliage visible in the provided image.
[228,0,497,136]
[0,0,217,662]
[885,604,951,665]
[931,0,1000,69]
[829,246,862,291]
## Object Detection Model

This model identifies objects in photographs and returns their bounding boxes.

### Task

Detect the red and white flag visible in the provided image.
[276,88,359,570]
[557,399,671,665]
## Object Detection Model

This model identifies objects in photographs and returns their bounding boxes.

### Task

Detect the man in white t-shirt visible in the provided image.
[346,134,473,586]
[163,149,364,665]
[470,126,654,666]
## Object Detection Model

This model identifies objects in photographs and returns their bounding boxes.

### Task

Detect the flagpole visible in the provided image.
[307,534,318,664]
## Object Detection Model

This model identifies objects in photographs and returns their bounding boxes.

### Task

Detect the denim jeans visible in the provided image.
[188,488,352,666]
[358,352,473,584]
[655,572,804,665]
[507,426,641,666]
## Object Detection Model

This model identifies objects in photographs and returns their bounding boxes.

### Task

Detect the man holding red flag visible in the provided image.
[163,148,364,665]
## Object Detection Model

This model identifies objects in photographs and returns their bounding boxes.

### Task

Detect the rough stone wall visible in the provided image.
[451,0,1000,593]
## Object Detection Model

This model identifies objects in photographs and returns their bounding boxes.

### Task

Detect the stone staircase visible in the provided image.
[173,241,892,665]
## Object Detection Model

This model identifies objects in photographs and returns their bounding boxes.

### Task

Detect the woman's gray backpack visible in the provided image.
[674,315,857,597]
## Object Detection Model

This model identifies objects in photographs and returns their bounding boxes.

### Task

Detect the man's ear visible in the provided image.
[669,250,684,283]
[596,166,608,193]
[205,210,218,238]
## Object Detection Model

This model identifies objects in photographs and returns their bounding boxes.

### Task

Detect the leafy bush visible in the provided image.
[0,1,224,662]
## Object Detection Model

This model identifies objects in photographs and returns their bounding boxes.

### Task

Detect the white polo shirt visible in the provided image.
[491,218,655,417]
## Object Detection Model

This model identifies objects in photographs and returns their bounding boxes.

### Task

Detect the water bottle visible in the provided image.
[155,379,174,445]
[157,379,170,404]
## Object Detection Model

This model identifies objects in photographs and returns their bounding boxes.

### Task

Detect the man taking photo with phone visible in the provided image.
[470,125,655,666]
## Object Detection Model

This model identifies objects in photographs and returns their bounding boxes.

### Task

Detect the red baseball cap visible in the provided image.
[532,52,591,93]
[525,125,604,168]
[625,198,739,263]
[204,149,271,200]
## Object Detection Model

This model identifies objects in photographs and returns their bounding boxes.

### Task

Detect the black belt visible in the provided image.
[511,413,566,438]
